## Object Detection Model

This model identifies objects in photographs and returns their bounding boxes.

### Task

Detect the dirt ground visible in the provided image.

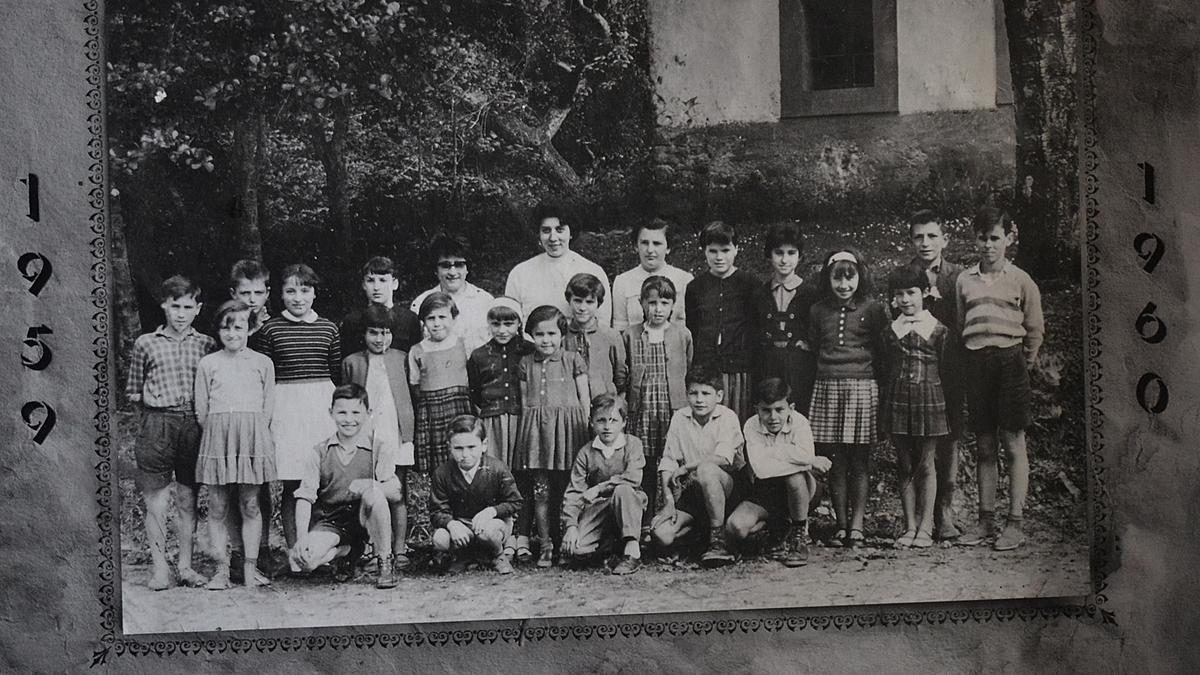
[122,529,1090,634]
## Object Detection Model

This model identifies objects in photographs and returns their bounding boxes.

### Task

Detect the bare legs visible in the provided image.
[142,483,200,590]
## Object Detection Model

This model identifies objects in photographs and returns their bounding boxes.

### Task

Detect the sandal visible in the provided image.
[894,530,917,549]
[847,529,865,547]
[827,529,846,548]
[910,530,934,548]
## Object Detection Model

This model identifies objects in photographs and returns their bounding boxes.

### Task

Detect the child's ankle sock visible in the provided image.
[624,538,641,559]
[1006,515,1023,530]
[791,519,808,537]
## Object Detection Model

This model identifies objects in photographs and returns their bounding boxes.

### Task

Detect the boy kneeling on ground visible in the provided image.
[560,393,648,575]
[650,366,746,567]
[290,384,405,589]
[429,415,523,574]
[726,378,831,567]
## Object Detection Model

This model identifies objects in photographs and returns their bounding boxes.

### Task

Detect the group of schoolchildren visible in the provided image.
[126,203,1043,592]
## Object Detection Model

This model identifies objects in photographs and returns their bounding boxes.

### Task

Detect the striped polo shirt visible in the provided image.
[955,261,1044,363]
[251,313,341,383]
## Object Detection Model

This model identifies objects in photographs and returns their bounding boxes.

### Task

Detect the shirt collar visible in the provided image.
[326,432,372,452]
[570,318,599,334]
[751,412,794,437]
[771,274,802,292]
[891,310,938,339]
[283,310,319,323]
[534,349,563,363]
[460,462,483,483]
[912,255,943,274]
[968,259,1010,276]
[591,433,628,457]
[153,325,200,340]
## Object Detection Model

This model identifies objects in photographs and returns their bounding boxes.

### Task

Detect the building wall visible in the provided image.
[650,0,1003,124]
[649,0,780,126]
[897,0,998,113]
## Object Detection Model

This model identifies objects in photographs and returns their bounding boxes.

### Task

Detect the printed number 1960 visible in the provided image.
[1135,162,1168,416]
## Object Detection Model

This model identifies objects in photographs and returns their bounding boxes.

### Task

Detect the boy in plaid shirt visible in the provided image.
[126,275,217,590]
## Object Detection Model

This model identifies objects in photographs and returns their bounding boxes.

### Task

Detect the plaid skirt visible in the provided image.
[808,378,878,445]
[631,343,671,460]
[885,380,948,437]
[414,385,474,472]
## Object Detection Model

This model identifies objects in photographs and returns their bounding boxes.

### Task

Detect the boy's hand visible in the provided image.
[652,504,677,529]
[812,456,833,474]
[582,485,606,503]
[347,479,373,496]
[561,526,579,557]
[447,520,473,548]
[470,507,498,533]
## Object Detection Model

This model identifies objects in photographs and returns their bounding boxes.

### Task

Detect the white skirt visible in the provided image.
[271,380,336,481]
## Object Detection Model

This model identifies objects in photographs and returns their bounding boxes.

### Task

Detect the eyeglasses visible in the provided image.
[437,261,468,270]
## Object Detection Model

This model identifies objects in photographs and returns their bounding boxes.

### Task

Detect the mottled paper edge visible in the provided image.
[83,0,1114,665]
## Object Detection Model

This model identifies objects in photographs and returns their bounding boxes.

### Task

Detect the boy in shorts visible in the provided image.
[429,415,524,574]
[955,207,1044,551]
[726,378,831,567]
[126,275,217,590]
[290,384,405,589]
[649,366,746,567]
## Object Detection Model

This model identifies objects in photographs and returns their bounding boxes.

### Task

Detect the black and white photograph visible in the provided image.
[106,0,1089,634]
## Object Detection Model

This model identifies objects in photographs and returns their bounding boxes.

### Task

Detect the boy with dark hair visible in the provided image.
[955,207,1044,551]
[726,378,830,567]
[906,210,966,540]
[340,256,422,358]
[649,366,746,567]
[564,272,628,398]
[126,275,217,590]
[685,221,760,422]
[290,384,405,589]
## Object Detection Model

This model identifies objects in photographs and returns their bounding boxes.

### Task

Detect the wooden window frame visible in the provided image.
[779,0,899,117]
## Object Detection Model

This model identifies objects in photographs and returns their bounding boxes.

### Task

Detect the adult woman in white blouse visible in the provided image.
[409,233,494,353]
[504,202,612,326]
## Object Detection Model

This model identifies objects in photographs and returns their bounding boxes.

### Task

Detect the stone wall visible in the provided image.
[652,106,1016,227]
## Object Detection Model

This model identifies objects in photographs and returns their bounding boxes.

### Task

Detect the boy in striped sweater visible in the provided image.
[954,207,1044,551]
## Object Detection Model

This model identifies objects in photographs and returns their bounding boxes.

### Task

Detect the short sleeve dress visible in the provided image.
[409,337,474,472]
[514,350,589,471]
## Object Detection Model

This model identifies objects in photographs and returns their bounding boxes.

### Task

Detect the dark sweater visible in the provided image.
[428,455,523,529]
[685,269,760,373]
[808,297,888,380]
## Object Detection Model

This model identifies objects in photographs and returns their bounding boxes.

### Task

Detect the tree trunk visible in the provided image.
[314,104,352,260]
[110,202,142,408]
[1003,0,1078,280]
[231,109,265,262]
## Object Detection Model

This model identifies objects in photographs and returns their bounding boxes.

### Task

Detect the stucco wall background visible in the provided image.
[3,1,1200,671]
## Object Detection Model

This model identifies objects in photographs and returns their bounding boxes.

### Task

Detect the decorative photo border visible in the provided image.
[85,0,1112,664]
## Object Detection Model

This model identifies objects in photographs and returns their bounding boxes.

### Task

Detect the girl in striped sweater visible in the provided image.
[251,264,340,554]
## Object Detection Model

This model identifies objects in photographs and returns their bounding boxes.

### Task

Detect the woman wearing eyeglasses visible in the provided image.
[504,201,613,328]
[409,233,495,353]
